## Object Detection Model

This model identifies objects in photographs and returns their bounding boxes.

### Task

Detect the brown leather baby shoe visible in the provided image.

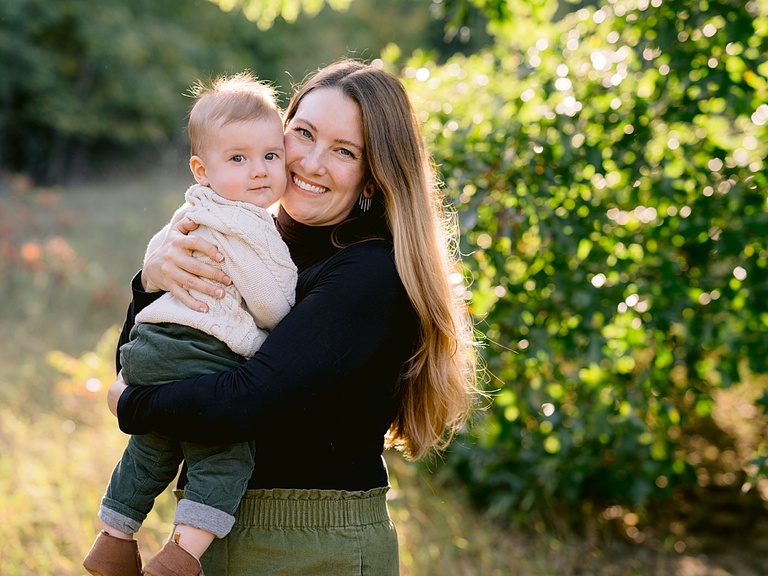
[83,530,142,576]
[143,538,205,576]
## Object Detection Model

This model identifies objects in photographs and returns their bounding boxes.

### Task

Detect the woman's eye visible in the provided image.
[231,154,245,162]
[297,127,312,139]
[338,148,354,158]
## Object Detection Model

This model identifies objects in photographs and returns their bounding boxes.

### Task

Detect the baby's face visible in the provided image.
[195,114,287,208]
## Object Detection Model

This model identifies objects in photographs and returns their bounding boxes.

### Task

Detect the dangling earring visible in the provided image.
[358,188,374,212]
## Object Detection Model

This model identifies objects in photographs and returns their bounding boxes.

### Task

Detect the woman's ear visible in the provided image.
[190,156,209,186]
[362,181,376,199]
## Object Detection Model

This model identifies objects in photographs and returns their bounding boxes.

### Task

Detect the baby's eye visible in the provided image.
[231,154,245,162]
[265,152,277,161]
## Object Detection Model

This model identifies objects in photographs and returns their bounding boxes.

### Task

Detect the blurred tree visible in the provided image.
[397,0,768,528]
[0,0,271,181]
[210,0,354,29]
[0,0,488,183]
[253,0,491,83]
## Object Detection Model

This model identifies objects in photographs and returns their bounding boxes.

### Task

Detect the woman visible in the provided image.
[109,59,479,575]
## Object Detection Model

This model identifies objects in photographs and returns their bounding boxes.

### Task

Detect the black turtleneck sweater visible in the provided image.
[115,207,418,491]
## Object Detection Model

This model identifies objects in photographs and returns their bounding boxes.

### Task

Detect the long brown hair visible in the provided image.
[285,60,479,460]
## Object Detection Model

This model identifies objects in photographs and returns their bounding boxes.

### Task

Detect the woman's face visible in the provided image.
[281,87,367,226]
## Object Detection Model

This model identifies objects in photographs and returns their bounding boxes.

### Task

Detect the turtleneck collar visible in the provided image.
[275,205,340,269]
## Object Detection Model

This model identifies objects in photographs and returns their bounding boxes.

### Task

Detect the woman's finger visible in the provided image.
[169,243,231,288]
[141,218,231,311]
[173,218,225,265]
[185,235,226,265]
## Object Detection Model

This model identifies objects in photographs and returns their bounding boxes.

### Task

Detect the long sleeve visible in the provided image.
[117,241,409,440]
[117,240,418,490]
[115,271,165,372]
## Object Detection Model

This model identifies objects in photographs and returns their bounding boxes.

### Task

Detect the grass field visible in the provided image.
[1,165,766,575]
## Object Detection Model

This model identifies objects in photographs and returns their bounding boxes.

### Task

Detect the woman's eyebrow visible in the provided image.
[293,117,363,152]
[335,137,364,152]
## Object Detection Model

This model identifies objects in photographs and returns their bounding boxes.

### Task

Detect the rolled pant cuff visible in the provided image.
[99,505,143,534]
[175,498,235,539]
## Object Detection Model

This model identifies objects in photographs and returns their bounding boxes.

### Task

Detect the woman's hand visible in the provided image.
[141,217,231,312]
[108,372,129,418]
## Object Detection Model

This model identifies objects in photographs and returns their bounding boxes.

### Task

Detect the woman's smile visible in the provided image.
[291,173,327,195]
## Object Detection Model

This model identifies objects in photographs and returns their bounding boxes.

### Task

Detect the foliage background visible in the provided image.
[0,0,489,182]
[406,0,768,532]
[2,0,768,573]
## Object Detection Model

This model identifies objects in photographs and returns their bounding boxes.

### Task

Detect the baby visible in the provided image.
[84,72,296,576]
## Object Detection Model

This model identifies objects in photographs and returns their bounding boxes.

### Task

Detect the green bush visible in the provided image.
[401,0,768,525]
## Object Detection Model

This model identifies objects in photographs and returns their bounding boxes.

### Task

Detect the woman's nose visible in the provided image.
[301,143,326,175]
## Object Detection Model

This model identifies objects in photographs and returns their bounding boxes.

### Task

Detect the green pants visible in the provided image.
[101,322,251,537]
[182,487,400,575]
[120,322,245,386]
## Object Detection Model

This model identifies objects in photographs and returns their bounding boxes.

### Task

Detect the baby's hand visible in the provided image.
[108,372,128,417]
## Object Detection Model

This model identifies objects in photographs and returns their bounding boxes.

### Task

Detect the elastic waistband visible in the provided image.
[174,487,391,529]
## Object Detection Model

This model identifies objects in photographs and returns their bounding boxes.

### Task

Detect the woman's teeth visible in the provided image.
[293,175,326,194]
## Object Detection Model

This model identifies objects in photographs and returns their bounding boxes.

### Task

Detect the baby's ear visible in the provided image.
[190,156,209,186]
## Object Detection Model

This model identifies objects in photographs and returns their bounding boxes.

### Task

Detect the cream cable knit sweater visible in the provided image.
[135,184,297,358]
